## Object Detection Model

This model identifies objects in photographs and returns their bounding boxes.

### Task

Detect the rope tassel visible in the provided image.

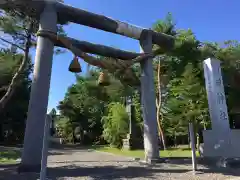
[68,56,82,73]
[36,30,151,86]
[98,71,110,86]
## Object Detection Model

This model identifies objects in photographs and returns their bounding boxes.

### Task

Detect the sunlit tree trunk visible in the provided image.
[156,58,167,150]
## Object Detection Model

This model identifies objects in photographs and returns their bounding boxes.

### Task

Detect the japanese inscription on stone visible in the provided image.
[203,58,229,130]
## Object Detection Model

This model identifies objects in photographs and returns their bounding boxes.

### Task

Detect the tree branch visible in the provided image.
[0,37,25,51]
[0,23,32,111]
[0,86,8,92]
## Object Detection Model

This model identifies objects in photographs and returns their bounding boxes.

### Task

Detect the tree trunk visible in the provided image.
[188,131,191,149]
[195,122,200,150]
[0,123,3,143]
[203,120,207,130]
[156,58,167,150]
[156,110,166,149]
[196,132,200,150]
[174,135,177,147]
[0,26,32,112]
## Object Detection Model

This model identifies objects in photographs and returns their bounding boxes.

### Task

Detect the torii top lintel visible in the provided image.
[1,0,175,51]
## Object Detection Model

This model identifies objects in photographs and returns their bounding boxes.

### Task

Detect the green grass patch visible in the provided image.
[0,150,21,164]
[92,145,199,158]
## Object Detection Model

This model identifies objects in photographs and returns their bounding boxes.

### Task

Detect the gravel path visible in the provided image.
[1,147,240,180]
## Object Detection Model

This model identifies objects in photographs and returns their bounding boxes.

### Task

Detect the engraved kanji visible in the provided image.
[219,110,228,121]
[215,78,222,86]
[216,92,225,104]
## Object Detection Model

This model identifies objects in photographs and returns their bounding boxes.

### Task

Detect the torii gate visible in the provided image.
[1,0,174,172]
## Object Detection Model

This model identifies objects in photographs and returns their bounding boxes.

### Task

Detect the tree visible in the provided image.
[202,41,240,128]
[58,70,107,144]
[0,17,32,111]
[152,14,177,149]
[101,102,129,148]
[0,49,31,143]
[49,108,57,135]
[55,116,74,143]
[164,63,208,147]
[55,13,240,150]
[49,108,57,118]
[0,9,65,111]
[161,32,240,148]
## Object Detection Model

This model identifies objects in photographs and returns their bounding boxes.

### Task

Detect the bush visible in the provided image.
[101,102,129,148]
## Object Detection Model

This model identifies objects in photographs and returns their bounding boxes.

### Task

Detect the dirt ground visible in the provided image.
[1,146,240,180]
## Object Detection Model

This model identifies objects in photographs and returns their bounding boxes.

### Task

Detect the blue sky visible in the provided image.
[40,0,240,113]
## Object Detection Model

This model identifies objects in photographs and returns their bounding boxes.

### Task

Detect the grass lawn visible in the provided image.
[0,149,21,164]
[92,145,199,158]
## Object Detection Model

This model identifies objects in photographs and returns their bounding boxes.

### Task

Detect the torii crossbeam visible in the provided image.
[1,0,175,172]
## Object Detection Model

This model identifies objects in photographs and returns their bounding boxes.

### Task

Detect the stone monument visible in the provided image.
[122,96,143,150]
[203,58,240,158]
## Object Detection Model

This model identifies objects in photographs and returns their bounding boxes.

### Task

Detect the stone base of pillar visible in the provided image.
[216,157,240,168]
[17,163,41,173]
[140,157,165,164]
[200,129,240,168]
[202,129,240,158]
[122,134,143,150]
[197,156,240,168]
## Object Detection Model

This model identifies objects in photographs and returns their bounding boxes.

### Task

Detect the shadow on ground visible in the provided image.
[47,165,189,179]
[1,145,240,179]
[162,157,240,169]
[49,143,96,150]
[0,144,90,160]
[1,162,240,180]
[0,164,195,180]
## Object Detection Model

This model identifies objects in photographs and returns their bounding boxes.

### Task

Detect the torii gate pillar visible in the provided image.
[140,30,159,163]
[19,2,57,172]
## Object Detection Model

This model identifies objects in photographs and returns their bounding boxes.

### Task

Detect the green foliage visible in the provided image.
[0,9,66,54]
[0,50,31,143]
[0,149,21,164]
[132,91,143,129]
[56,13,240,148]
[152,14,240,146]
[153,13,177,36]
[164,63,209,138]
[55,116,74,143]
[101,102,129,148]
[58,68,136,144]
[58,70,111,143]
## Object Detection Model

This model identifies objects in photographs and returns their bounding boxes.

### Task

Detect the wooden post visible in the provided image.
[189,122,197,173]
[140,30,159,163]
[39,115,51,180]
[126,96,132,134]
